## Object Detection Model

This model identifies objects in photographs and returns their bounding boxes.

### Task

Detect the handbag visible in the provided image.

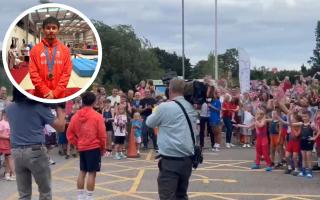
[174,100,203,169]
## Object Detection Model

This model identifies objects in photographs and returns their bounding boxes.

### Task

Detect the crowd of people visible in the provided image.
[0,73,320,199]
[202,74,320,177]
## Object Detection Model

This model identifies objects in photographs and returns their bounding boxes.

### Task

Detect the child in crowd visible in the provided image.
[113,106,128,160]
[102,99,114,157]
[268,111,280,166]
[236,108,273,171]
[241,105,254,148]
[132,112,143,155]
[276,111,289,168]
[278,110,302,176]
[0,111,15,181]
[298,110,317,178]
[312,111,320,171]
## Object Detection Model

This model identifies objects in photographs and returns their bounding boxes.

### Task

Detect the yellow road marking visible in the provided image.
[267,196,291,200]
[207,194,237,200]
[52,159,76,175]
[292,197,313,200]
[129,169,145,193]
[268,196,313,200]
[99,172,135,180]
[128,150,152,193]
[95,179,132,186]
[145,150,153,161]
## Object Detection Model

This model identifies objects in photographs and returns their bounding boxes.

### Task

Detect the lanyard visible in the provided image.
[45,46,57,74]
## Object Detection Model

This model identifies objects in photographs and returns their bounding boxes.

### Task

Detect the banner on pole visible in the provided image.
[238,48,251,94]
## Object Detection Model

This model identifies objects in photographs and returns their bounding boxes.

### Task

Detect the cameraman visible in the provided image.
[146,78,197,200]
[5,88,66,200]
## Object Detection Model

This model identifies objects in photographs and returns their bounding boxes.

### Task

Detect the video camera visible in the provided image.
[162,71,208,105]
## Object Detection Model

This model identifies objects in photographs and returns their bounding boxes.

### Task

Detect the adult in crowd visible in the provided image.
[222,93,237,148]
[146,80,156,97]
[67,92,106,200]
[6,88,66,200]
[127,89,134,105]
[199,94,214,150]
[107,88,120,107]
[208,87,222,151]
[136,80,146,98]
[146,78,197,200]
[140,88,158,150]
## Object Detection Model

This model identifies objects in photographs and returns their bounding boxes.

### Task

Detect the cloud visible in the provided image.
[0,0,319,71]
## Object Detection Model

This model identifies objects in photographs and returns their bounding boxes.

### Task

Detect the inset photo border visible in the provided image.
[2,3,102,103]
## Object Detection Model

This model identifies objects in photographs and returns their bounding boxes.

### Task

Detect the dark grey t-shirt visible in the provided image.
[5,102,55,147]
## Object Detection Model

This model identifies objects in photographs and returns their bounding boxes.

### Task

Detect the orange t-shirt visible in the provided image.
[29,39,72,98]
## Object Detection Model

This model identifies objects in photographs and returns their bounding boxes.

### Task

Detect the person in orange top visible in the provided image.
[29,16,72,99]
[67,92,107,200]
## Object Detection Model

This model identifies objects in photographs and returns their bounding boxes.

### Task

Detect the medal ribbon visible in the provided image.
[45,46,57,77]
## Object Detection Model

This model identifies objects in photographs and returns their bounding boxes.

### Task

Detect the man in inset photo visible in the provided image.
[29,16,72,99]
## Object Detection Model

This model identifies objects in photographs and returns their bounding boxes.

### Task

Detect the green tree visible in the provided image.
[192,48,239,85]
[308,21,320,76]
[151,47,192,79]
[93,21,164,92]
[0,50,12,91]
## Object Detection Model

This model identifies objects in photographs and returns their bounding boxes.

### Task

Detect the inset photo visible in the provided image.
[2,3,102,103]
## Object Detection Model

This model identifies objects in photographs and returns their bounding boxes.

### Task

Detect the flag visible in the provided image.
[238,48,251,94]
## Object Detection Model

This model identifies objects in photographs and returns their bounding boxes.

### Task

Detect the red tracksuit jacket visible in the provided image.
[66,107,107,152]
[29,39,72,98]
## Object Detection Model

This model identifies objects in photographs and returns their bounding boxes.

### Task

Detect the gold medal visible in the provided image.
[48,73,54,80]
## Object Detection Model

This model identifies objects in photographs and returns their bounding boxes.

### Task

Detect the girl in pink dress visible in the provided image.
[0,111,15,181]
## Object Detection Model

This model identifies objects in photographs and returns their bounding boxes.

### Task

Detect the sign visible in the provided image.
[238,48,251,94]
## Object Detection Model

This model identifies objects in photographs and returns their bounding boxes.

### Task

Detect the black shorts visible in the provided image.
[114,136,125,145]
[300,139,314,151]
[79,148,101,172]
[45,132,57,146]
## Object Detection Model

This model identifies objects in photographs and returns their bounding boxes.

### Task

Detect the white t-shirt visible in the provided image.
[113,114,127,136]
[107,95,120,107]
[200,103,210,117]
[243,111,254,125]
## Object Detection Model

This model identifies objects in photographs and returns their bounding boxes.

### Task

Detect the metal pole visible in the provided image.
[182,0,185,79]
[214,0,218,80]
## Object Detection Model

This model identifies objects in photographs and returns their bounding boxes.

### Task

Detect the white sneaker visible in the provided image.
[211,148,216,152]
[230,143,236,147]
[226,143,231,148]
[242,144,246,148]
[113,154,122,160]
[247,144,251,148]
[49,159,56,165]
[77,194,86,200]
[103,151,111,158]
[215,148,220,152]
[120,152,127,159]
[9,175,16,181]
[5,173,10,181]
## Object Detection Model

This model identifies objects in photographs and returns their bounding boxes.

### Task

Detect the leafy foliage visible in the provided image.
[307,21,320,76]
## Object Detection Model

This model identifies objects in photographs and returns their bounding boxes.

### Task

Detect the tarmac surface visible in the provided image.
[0,146,320,200]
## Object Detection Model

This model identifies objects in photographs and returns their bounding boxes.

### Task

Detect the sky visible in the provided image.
[0,0,319,70]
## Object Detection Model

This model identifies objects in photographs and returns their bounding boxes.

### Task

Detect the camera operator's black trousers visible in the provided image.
[158,157,193,200]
